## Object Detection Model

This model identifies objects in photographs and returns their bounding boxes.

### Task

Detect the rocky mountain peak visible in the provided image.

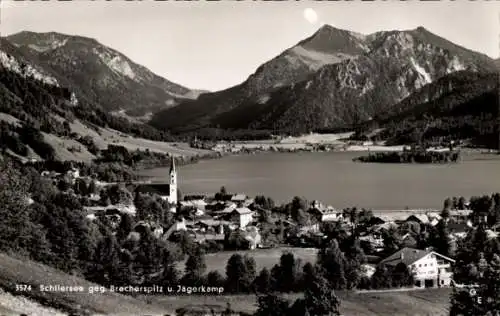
[299,24,369,55]
[5,31,196,116]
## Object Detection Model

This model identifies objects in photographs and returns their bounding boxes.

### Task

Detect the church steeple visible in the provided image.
[168,156,178,205]
[169,156,176,175]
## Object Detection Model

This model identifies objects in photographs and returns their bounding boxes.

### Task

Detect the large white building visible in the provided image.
[379,247,455,288]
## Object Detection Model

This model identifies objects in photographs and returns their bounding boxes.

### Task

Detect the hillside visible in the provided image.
[6,31,199,117]
[358,71,499,148]
[152,289,451,316]
[149,25,370,133]
[0,252,170,315]
[0,41,213,162]
[151,26,497,135]
[0,248,452,316]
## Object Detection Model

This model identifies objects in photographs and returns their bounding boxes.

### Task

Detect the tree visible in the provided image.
[206,270,225,287]
[74,178,89,196]
[255,294,290,316]
[161,249,179,286]
[255,268,272,293]
[391,262,414,287]
[317,240,347,289]
[382,228,402,255]
[303,271,341,316]
[299,262,316,291]
[106,185,133,205]
[220,186,227,195]
[343,238,366,289]
[0,159,37,254]
[443,197,453,210]
[371,265,392,289]
[276,252,301,292]
[182,247,206,286]
[458,196,467,210]
[89,232,121,286]
[225,254,255,293]
[450,253,500,316]
[429,220,452,257]
[116,213,134,242]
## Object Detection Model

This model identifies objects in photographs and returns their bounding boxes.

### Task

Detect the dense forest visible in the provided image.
[356,71,500,149]
[0,65,178,151]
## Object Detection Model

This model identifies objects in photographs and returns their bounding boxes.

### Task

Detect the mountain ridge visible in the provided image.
[5,31,201,116]
[151,24,497,134]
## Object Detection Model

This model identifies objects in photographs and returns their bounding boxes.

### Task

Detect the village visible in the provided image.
[34,155,498,297]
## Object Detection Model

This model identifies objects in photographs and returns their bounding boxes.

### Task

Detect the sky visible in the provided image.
[1,1,499,91]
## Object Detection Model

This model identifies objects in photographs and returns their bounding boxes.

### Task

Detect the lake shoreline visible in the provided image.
[136,148,500,211]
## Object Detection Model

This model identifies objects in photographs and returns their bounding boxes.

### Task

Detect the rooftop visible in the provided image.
[379,247,430,266]
[233,207,253,215]
[135,183,171,195]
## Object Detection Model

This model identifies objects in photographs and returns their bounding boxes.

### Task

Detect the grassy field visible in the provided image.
[0,249,453,316]
[177,247,319,274]
[0,252,168,316]
[68,119,212,158]
[150,288,451,316]
[0,288,65,316]
[3,114,214,163]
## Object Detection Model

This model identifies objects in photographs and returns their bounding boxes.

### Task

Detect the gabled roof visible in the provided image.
[372,222,398,232]
[232,207,253,215]
[379,247,455,267]
[379,248,430,266]
[231,194,247,201]
[406,214,430,224]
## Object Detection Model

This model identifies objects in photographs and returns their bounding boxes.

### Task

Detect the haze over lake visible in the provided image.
[139,152,500,210]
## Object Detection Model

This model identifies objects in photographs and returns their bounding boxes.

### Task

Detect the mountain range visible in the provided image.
[149,25,498,139]
[1,25,499,157]
[4,31,205,118]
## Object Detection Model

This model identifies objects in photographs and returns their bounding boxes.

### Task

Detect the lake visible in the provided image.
[138,151,500,210]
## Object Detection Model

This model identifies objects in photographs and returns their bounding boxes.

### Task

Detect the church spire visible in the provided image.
[169,156,176,174]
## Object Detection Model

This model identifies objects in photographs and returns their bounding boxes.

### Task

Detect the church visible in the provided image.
[134,156,178,205]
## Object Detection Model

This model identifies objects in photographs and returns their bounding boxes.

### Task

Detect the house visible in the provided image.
[192,232,225,244]
[180,199,207,211]
[378,247,455,288]
[228,208,254,228]
[309,206,343,223]
[162,218,188,241]
[83,204,136,217]
[194,219,229,235]
[405,214,430,225]
[66,167,80,180]
[447,222,469,240]
[449,209,473,223]
[366,216,386,226]
[134,221,164,239]
[88,193,101,202]
[359,233,384,251]
[243,226,262,250]
[472,213,488,225]
[231,194,247,203]
[212,202,237,216]
[371,221,398,234]
[485,229,499,239]
[361,264,377,278]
